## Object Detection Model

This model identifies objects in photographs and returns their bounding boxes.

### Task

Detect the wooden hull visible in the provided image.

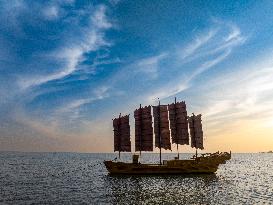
[105,161,217,175]
[104,152,231,175]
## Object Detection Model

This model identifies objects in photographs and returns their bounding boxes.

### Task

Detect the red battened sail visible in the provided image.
[188,114,204,150]
[168,101,189,145]
[113,115,131,152]
[153,105,171,150]
[134,106,153,151]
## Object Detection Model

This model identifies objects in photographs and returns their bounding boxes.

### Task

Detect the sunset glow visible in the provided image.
[1,0,273,153]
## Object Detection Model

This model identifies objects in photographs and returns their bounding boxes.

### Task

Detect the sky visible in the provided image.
[1,0,273,153]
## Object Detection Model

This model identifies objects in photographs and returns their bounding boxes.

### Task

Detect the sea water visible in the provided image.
[1,152,273,204]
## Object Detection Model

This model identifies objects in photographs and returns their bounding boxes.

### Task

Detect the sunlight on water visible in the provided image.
[1,152,273,204]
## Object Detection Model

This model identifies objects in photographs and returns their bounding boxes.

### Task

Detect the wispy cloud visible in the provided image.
[147,49,231,102]
[136,53,168,78]
[0,3,118,148]
[55,86,110,123]
[109,0,122,6]
[198,58,273,134]
[189,48,231,79]
[179,29,218,59]
[225,24,241,42]
[148,82,190,103]
[19,5,113,89]
[42,5,59,20]
[147,22,245,101]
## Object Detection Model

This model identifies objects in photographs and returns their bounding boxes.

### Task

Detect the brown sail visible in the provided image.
[153,105,171,150]
[113,115,131,152]
[134,106,153,151]
[188,114,204,150]
[168,101,189,145]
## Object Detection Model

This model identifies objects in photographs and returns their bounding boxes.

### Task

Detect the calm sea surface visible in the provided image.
[1,152,273,204]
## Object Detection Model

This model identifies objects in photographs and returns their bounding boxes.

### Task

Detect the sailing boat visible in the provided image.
[104,99,231,175]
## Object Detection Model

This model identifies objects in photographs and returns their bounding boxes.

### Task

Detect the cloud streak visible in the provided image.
[197,58,273,135]
[19,5,113,90]
[136,53,168,78]
[58,86,110,114]
[147,22,245,102]
[179,29,218,59]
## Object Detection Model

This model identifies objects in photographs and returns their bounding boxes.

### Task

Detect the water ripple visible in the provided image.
[1,152,273,204]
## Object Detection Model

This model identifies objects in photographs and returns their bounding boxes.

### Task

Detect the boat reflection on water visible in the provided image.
[104,173,223,204]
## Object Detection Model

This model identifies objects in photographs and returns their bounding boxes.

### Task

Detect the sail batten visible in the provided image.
[153,105,171,150]
[134,106,153,152]
[188,114,204,150]
[168,101,189,145]
[113,115,131,152]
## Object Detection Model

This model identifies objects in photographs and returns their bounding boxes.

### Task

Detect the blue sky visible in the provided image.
[1,0,273,152]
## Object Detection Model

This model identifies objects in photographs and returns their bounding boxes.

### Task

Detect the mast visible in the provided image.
[118,113,121,159]
[139,104,142,156]
[174,97,179,159]
[153,100,171,165]
[158,100,162,165]
[192,113,197,158]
